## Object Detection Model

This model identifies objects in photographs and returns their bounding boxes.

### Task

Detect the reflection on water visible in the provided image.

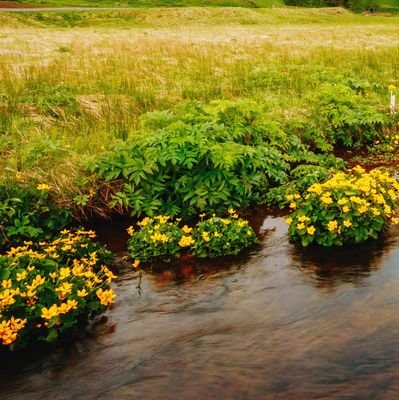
[3,217,399,399]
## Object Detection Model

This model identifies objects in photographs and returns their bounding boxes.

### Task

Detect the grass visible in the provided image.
[1,7,399,208]
[17,0,284,8]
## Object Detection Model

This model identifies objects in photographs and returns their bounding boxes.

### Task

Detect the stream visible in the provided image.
[2,215,399,399]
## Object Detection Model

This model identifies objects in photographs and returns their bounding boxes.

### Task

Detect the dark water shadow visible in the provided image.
[292,239,386,289]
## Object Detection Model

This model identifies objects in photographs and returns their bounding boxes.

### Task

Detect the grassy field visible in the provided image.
[14,0,284,8]
[1,7,399,206]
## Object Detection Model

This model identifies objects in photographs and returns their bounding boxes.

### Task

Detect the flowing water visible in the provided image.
[2,216,399,399]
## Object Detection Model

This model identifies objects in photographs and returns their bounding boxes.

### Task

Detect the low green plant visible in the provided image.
[302,83,392,151]
[286,166,399,247]
[192,212,257,258]
[127,216,183,262]
[0,182,72,250]
[0,229,115,350]
[91,101,289,218]
[127,211,257,261]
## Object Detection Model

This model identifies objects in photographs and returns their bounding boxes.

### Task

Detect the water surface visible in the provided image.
[2,216,399,400]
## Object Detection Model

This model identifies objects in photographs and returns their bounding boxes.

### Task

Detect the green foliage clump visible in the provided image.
[192,212,257,258]
[91,101,290,218]
[301,83,391,151]
[263,153,346,208]
[286,166,399,247]
[0,230,115,350]
[127,216,183,262]
[0,182,71,250]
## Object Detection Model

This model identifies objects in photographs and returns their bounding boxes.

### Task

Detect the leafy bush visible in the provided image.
[302,83,391,151]
[91,101,289,218]
[0,230,115,350]
[286,167,399,247]
[192,212,257,258]
[0,182,71,250]
[127,216,183,262]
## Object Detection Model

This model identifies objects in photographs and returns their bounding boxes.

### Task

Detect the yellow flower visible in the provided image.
[155,215,170,224]
[296,223,305,230]
[388,84,396,91]
[96,288,116,306]
[41,304,59,320]
[132,260,140,269]
[202,232,211,242]
[36,183,50,191]
[49,272,57,280]
[16,272,27,282]
[307,226,316,235]
[320,196,333,205]
[228,209,239,219]
[289,202,297,209]
[343,220,352,228]
[1,279,12,289]
[77,288,88,297]
[101,266,118,283]
[59,267,71,280]
[126,226,134,237]
[285,217,293,225]
[358,205,368,214]
[56,282,73,297]
[371,207,380,216]
[342,205,350,213]
[150,233,169,243]
[138,217,152,227]
[384,205,392,215]
[308,184,323,196]
[179,236,195,248]
[327,220,338,232]
[352,165,366,174]
[182,225,192,234]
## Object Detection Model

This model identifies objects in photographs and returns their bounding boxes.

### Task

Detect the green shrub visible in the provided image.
[286,166,399,247]
[0,229,115,350]
[302,83,391,151]
[192,212,257,258]
[0,182,71,250]
[91,101,289,218]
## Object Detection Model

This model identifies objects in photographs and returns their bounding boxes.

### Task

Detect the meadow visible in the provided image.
[1,7,399,222]
[3,5,399,350]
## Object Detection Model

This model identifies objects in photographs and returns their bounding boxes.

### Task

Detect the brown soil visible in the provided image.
[0,1,45,8]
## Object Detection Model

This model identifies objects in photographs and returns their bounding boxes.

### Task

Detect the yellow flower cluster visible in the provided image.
[96,288,116,306]
[179,236,195,247]
[287,167,399,246]
[150,233,169,243]
[0,317,27,345]
[41,299,78,320]
[0,230,117,348]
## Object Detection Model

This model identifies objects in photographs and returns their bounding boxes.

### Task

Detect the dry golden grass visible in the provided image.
[0,7,399,192]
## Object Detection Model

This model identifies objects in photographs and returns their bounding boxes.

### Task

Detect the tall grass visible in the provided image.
[0,7,399,199]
